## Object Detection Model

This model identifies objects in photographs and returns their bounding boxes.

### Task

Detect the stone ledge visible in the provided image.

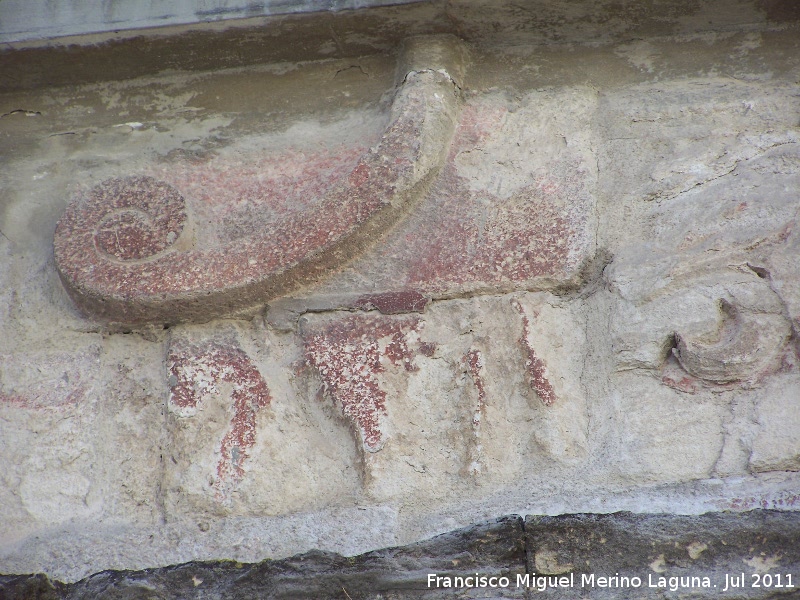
[2,511,798,599]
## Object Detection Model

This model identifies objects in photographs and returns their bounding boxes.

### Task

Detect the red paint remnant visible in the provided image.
[418,341,436,357]
[354,290,429,314]
[660,353,754,393]
[400,102,590,293]
[511,299,557,406]
[302,314,431,452]
[54,65,459,325]
[91,176,187,261]
[301,98,596,302]
[661,374,699,394]
[167,336,271,501]
[776,220,794,243]
[714,492,800,511]
[348,162,371,187]
[465,348,486,428]
[157,146,365,247]
[0,386,88,410]
[0,351,98,410]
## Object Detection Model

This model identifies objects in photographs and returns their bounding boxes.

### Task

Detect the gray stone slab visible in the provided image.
[1,516,526,599]
[524,511,800,599]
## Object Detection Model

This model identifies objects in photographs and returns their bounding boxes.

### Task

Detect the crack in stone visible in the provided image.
[655,140,799,203]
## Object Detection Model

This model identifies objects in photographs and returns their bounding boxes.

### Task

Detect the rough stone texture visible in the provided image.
[167,330,273,504]
[525,511,800,599]
[0,0,429,44]
[3,511,798,599]
[0,516,525,599]
[52,36,463,326]
[1,0,800,589]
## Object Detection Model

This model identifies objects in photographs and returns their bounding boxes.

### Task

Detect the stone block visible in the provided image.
[52,37,463,326]
[524,511,800,599]
[163,324,362,516]
[750,375,800,473]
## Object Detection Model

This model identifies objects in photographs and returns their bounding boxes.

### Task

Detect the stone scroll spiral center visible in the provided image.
[91,176,187,262]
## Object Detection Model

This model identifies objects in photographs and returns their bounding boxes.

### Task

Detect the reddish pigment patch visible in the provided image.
[91,176,187,261]
[660,355,700,394]
[0,351,98,410]
[354,290,429,314]
[400,102,590,292]
[156,146,365,247]
[167,336,271,501]
[0,386,87,410]
[661,374,699,394]
[716,492,800,511]
[512,299,557,406]
[660,353,752,393]
[53,68,459,325]
[303,98,596,302]
[465,348,486,428]
[302,314,432,452]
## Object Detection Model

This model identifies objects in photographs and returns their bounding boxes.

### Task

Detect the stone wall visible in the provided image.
[0,0,426,44]
[3,512,799,598]
[0,0,799,593]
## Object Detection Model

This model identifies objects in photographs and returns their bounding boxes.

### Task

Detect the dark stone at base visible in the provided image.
[525,511,800,599]
[1,516,526,600]
[2,511,799,599]
[0,573,66,600]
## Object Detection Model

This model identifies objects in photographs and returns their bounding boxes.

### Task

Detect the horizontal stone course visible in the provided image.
[2,511,798,599]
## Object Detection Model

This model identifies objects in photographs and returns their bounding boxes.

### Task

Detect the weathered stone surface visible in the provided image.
[749,376,800,473]
[525,511,800,599]
[302,312,433,453]
[4,511,799,599]
[3,0,800,588]
[163,323,366,518]
[270,87,598,323]
[0,573,66,600]
[0,346,100,410]
[167,329,272,504]
[1,516,526,599]
[294,293,589,502]
[53,36,463,326]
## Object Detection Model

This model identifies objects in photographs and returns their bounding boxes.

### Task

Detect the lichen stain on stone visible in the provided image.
[511,299,557,406]
[167,337,272,501]
[302,315,434,453]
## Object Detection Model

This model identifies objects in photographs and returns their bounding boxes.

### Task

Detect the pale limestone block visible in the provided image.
[750,376,800,473]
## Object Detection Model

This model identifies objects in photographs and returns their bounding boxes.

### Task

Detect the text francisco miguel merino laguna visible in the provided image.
[426,571,789,592]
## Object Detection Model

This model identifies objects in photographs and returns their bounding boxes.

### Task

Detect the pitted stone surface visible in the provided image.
[3,5,800,586]
[278,91,598,311]
[525,511,800,599]
[0,347,100,410]
[167,331,272,503]
[3,511,798,599]
[53,37,463,326]
[302,313,433,453]
[88,176,187,261]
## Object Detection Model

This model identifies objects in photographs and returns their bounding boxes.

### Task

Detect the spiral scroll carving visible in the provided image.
[53,35,464,326]
[90,176,187,261]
